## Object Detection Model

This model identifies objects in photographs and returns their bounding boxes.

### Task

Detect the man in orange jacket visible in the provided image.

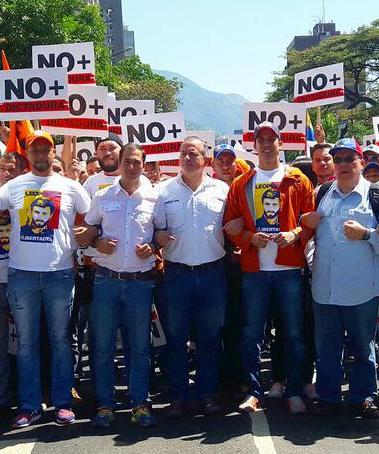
[224,121,315,414]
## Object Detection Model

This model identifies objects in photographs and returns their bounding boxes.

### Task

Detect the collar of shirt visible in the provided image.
[112,178,146,198]
[176,172,222,193]
[331,175,368,200]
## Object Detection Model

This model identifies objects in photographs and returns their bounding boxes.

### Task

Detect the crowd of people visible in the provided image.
[0,121,378,432]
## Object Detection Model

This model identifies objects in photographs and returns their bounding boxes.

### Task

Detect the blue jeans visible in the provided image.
[242,269,306,398]
[160,261,227,401]
[313,298,379,404]
[7,268,74,411]
[0,283,10,407]
[90,272,154,409]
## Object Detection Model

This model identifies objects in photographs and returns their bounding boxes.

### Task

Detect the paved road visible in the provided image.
[1,358,378,453]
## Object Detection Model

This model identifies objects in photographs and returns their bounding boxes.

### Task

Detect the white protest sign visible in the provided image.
[56,140,95,161]
[373,117,379,144]
[32,42,96,85]
[121,111,186,160]
[187,130,215,156]
[0,67,69,121]
[151,304,166,348]
[243,102,306,151]
[41,85,108,137]
[293,63,344,107]
[108,97,155,134]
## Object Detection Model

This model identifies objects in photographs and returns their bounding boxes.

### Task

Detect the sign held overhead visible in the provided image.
[293,63,344,107]
[108,97,155,134]
[32,42,96,85]
[0,67,69,121]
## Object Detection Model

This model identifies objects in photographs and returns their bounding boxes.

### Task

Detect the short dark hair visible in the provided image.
[310,143,333,159]
[119,143,146,163]
[180,136,207,157]
[291,157,318,188]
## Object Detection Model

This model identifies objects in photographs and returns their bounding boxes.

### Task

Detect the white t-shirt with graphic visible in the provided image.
[0,172,91,271]
[253,166,299,271]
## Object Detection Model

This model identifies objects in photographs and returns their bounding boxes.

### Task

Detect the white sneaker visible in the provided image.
[303,383,320,400]
[287,396,306,414]
[268,382,285,399]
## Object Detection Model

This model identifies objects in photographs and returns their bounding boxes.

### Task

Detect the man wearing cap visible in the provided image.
[363,162,379,183]
[363,144,379,165]
[303,138,379,418]
[0,131,91,428]
[156,136,229,417]
[224,121,314,414]
[212,144,250,186]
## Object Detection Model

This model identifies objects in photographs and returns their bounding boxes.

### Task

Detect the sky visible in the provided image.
[123,0,377,101]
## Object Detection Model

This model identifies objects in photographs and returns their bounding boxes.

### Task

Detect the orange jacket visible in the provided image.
[223,166,315,272]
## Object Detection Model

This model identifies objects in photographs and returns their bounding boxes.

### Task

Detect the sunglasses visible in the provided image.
[333,156,360,165]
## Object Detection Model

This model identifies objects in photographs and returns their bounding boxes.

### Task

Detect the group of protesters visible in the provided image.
[0,120,378,432]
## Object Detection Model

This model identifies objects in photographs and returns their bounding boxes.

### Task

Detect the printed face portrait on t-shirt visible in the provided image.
[255,184,280,234]
[19,190,61,243]
[0,213,11,258]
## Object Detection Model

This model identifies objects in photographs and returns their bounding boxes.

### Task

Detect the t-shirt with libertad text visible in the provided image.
[0,172,91,271]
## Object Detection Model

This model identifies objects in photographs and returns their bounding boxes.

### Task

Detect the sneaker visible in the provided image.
[11,410,41,429]
[303,383,320,400]
[238,395,261,413]
[268,382,285,399]
[56,407,75,425]
[287,396,306,414]
[131,405,157,427]
[92,408,115,427]
[351,398,379,419]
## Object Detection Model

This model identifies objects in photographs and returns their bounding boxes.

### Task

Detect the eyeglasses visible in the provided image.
[333,156,360,165]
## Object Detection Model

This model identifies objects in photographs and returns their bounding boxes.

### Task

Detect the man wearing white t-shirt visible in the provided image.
[0,131,91,429]
[224,122,315,414]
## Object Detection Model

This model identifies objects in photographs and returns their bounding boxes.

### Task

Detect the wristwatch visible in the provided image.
[361,229,371,241]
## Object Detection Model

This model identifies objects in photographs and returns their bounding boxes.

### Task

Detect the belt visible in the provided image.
[96,265,156,281]
[165,257,225,271]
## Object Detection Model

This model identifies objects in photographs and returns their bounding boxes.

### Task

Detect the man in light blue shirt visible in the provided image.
[305,138,379,419]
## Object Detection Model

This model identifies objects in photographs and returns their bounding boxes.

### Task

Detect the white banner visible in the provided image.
[41,85,108,137]
[108,97,155,134]
[32,42,96,85]
[243,102,306,151]
[56,140,95,161]
[121,111,186,160]
[373,117,379,144]
[293,63,344,107]
[0,67,69,121]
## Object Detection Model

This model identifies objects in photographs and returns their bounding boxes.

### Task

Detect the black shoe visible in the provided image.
[202,398,223,416]
[351,398,379,419]
[310,400,341,416]
[167,400,187,418]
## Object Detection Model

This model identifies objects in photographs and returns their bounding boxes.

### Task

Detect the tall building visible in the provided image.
[98,0,135,63]
[287,22,340,64]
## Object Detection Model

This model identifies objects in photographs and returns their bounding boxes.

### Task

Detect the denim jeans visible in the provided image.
[313,298,379,404]
[241,269,306,398]
[0,283,10,407]
[160,260,227,401]
[7,268,74,411]
[90,272,154,409]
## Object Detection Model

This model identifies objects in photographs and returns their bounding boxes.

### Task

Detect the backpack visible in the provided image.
[315,180,379,223]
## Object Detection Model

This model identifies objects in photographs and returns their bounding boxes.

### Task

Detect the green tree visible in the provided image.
[0,0,115,87]
[114,56,181,112]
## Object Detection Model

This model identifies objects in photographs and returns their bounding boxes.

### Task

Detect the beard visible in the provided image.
[98,157,119,173]
[33,161,50,172]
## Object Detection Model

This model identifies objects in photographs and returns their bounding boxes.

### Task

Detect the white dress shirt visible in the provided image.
[157,174,229,266]
[85,179,165,273]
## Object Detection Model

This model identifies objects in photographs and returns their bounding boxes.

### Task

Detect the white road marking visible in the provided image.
[250,409,277,454]
[1,441,37,454]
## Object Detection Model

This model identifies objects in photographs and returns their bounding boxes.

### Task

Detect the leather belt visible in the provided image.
[96,265,156,281]
[165,257,225,271]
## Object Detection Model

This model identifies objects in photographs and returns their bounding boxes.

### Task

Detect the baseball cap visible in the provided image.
[363,162,379,175]
[254,121,281,140]
[96,132,123,150]
[329,138,363,158]
[363,144,379,156]
[213,144,236,159]
[26,130,54,148]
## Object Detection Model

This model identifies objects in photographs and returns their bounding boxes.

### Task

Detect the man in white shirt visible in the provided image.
[0,131,91,429]
[84,143,165,428]
[156,136,229,417]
